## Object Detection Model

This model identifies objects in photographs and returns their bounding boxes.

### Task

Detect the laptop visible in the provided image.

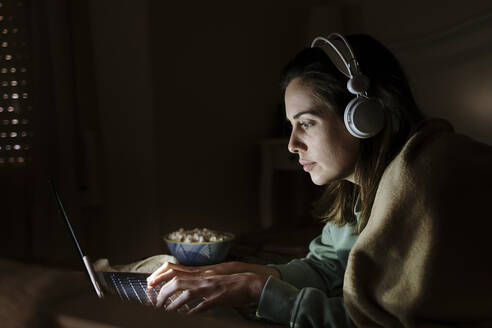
[49,179,163,307]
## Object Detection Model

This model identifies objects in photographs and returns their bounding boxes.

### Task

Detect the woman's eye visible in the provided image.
[300,121,313,129]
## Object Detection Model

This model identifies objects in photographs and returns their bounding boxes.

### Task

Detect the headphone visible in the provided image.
[311,33,385,139]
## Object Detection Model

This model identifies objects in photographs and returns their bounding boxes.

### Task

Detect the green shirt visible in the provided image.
[256,213,359,327]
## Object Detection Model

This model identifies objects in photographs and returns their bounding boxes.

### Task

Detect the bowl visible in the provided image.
[164,231,234,266]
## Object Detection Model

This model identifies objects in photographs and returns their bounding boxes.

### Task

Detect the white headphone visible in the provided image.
[311,33,385,139]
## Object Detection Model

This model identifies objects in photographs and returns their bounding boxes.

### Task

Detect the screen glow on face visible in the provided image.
[285,78,359,185]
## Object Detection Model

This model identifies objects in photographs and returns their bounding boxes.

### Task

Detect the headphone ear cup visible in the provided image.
[344,97,385,139]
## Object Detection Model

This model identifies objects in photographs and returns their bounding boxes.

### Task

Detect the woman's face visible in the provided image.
[285,78,360,185]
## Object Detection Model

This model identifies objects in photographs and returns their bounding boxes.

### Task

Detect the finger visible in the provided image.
[147,262,172,285]
[155,276,202,308]
[148,262,195,283]
[164,262,203,273]
[187,296,218,314]
[156,277,179,308]
[165,289,194,312]
[187,288,227,315]
[147,262,197,287]
[148,262,202,285]
[148,269,196,288]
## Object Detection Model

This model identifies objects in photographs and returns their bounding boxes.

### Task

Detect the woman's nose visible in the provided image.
[288,132,306,154]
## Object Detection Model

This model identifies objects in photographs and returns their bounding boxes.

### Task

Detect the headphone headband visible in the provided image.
[310,33,385,139]
[310,33,361,79]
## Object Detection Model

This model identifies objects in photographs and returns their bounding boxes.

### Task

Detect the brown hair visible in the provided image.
[280,34,425,233]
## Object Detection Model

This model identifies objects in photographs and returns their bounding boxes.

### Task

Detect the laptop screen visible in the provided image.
[49,179,105,298]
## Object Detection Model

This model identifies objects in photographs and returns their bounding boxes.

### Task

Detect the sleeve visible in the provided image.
[267,224,346,293]
[268,255,344,293]
[255,224,356,327]
[256,276,356,328]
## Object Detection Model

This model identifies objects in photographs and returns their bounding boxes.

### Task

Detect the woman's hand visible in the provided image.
[154,272,267,313]
[146,261,279,288]
[146,261,280,313]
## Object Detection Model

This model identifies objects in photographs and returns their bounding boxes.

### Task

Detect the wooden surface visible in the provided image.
[54,292,284,328]
[0,258,284,328]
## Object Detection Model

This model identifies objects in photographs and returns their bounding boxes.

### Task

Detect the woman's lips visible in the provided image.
[299,161,316,172]
[303,163,316,172]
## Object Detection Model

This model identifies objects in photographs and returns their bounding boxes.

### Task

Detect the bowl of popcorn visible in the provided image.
[164,228,234,266]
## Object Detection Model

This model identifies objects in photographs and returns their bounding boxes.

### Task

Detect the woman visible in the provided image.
[147,34,492,327]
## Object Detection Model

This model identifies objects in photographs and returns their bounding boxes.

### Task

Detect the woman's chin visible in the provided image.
[309,173,328,186]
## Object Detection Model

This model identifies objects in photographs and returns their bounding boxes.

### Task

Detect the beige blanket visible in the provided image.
[93,254,177,273]
[344,120,492,327]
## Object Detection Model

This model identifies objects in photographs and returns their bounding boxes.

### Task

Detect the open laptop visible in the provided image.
[49,179,162,307]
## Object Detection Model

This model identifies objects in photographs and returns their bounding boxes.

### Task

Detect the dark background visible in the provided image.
[1,0,492,268]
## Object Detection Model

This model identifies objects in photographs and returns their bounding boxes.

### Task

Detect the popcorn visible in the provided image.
[167,228,230,243]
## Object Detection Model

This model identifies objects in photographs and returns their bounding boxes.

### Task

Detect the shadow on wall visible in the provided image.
[390,12,492,145]
[340,0,492,145]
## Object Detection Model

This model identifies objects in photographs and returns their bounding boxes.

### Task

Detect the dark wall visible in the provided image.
[74,1,333,263]
[148,2,312,246]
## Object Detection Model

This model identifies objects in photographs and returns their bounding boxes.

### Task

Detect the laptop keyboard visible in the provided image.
[104,271,202,310]
[106,272,161,306]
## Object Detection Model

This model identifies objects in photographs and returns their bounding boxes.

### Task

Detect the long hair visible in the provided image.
[280,34,425,233]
